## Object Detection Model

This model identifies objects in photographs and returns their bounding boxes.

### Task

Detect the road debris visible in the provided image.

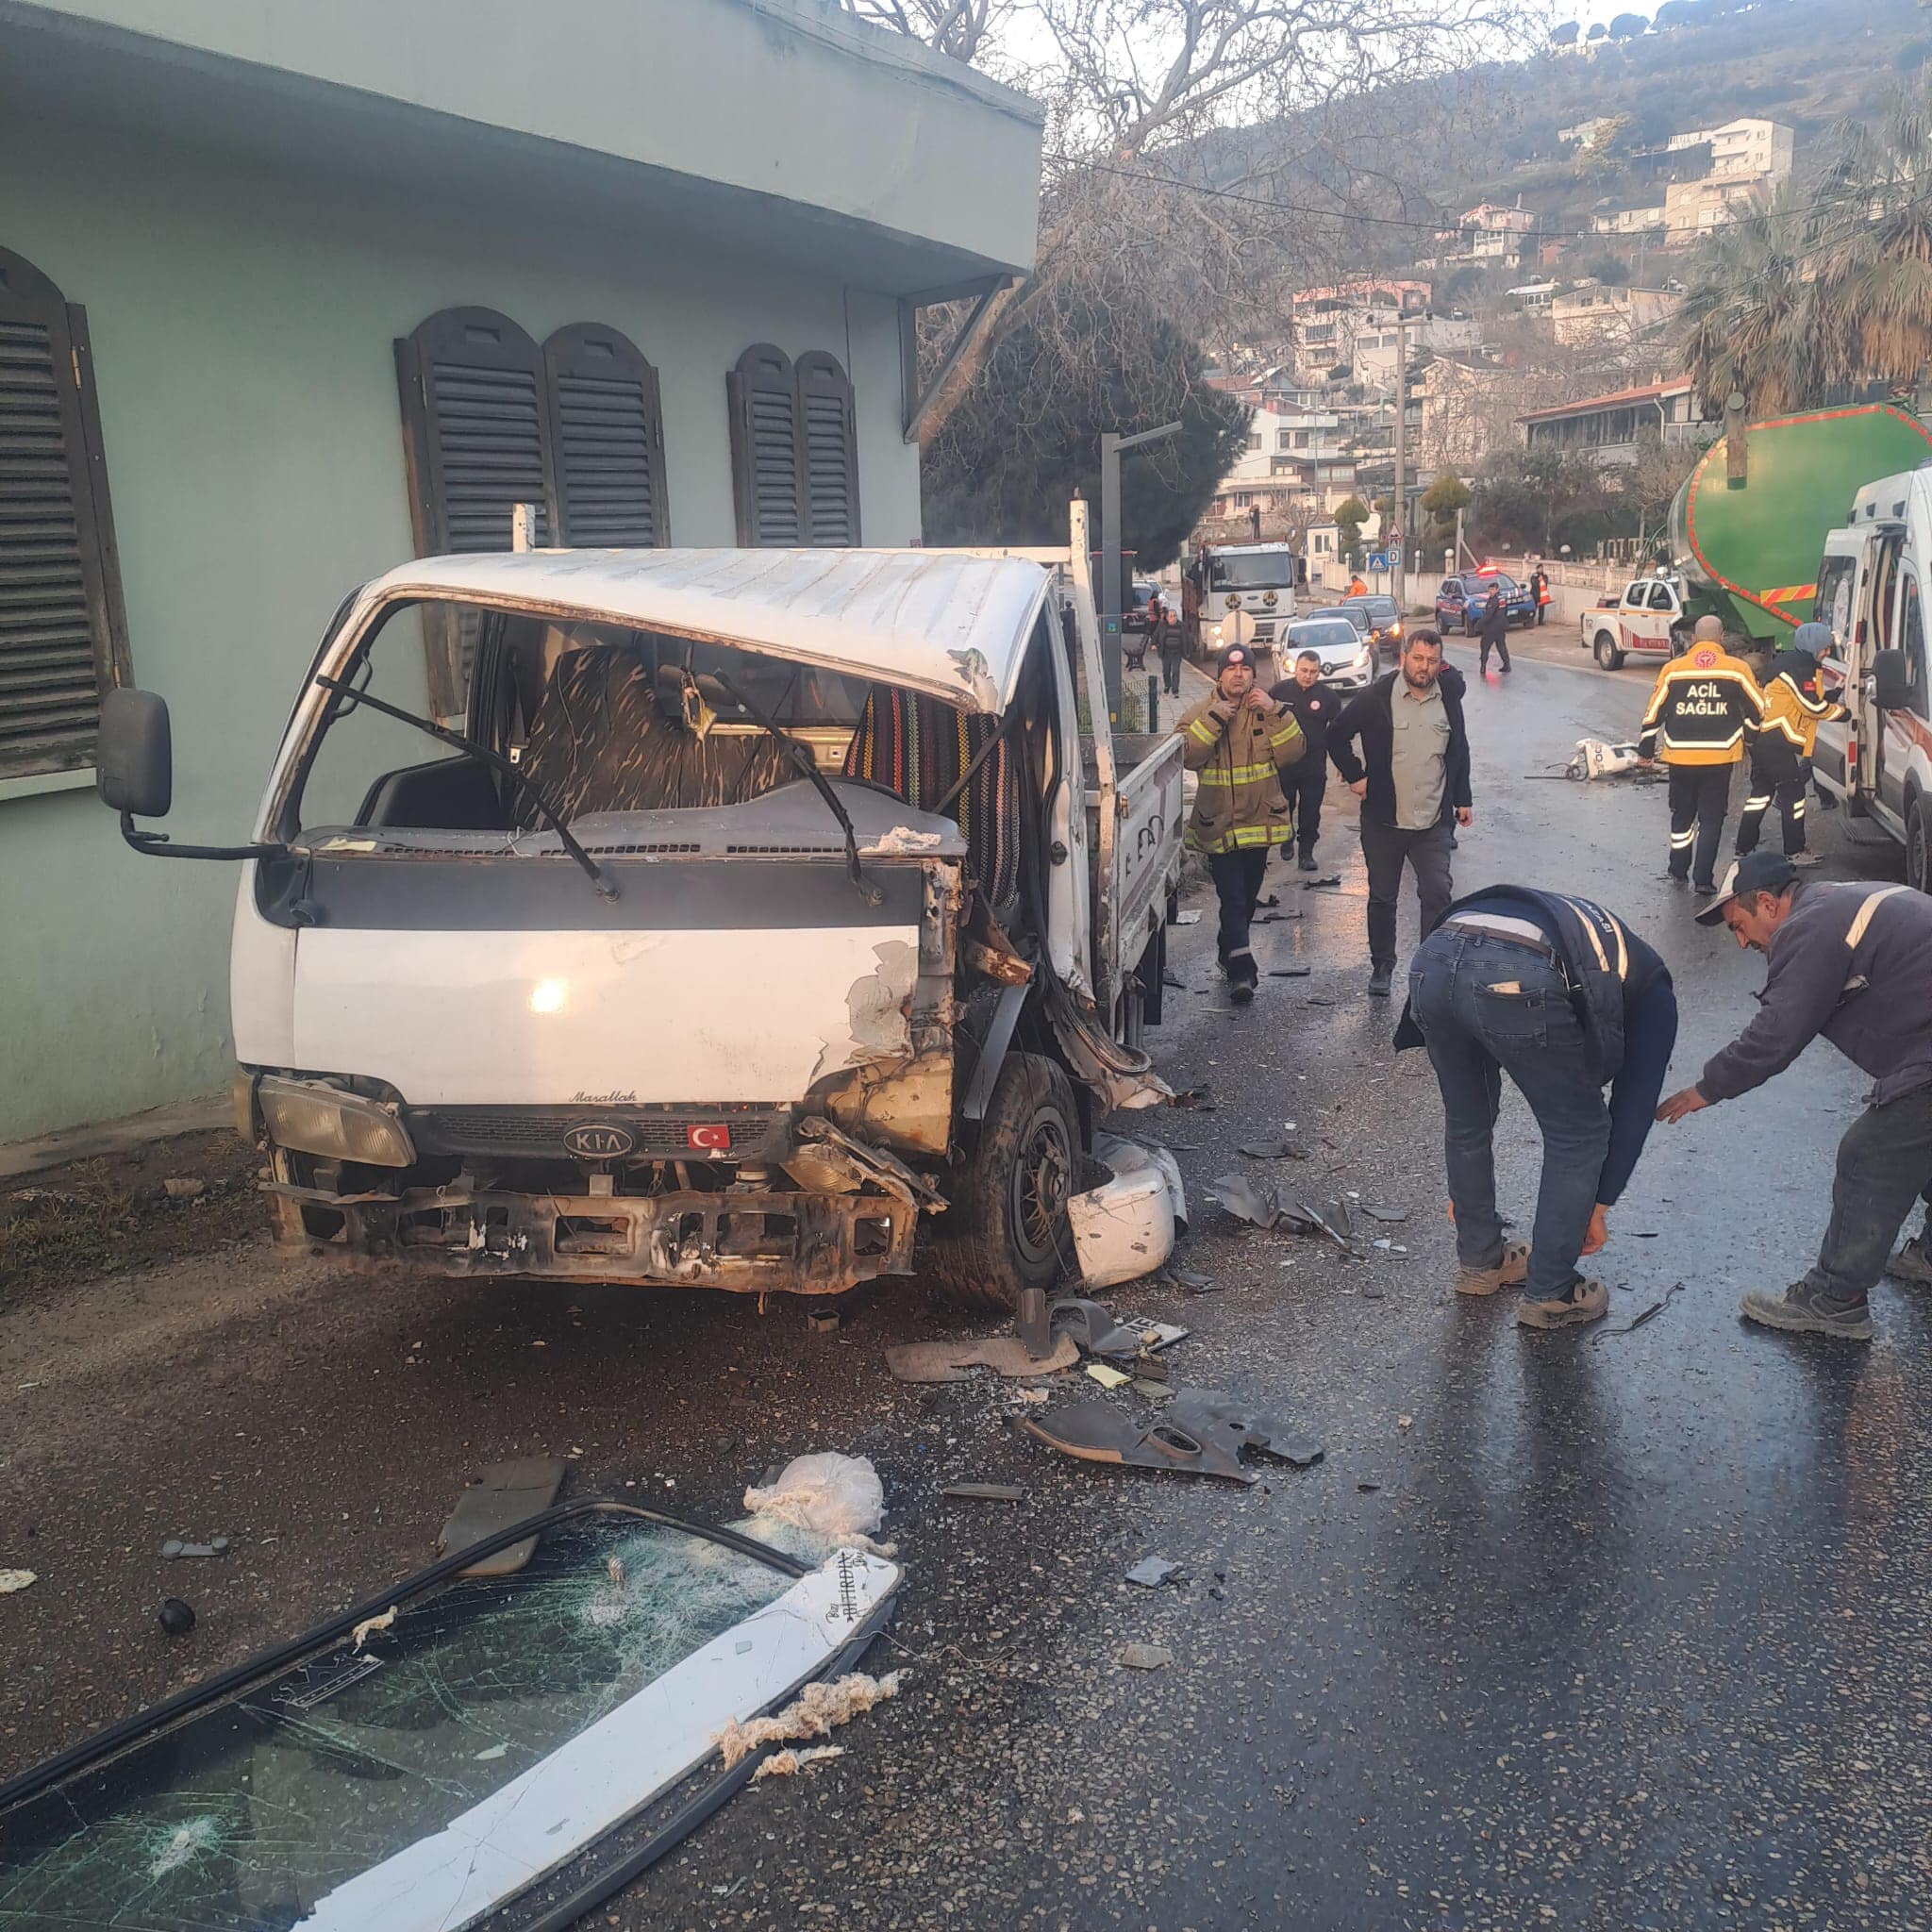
[1169,1086,1217,1111]
[160,1176,205,1202]
[751,1743,846,1783]
[941,1482,1026,1502]
[1125,1557,1182,1588]
[437,1457,569,1579]
[1085,1362,1131,1390]
[160,1537,230,1560]
[742,1454,887,1555]
[1119,1643,1174,1671]
[806,1309,841,1335]
[1018,1389,1323,1484]
[1593,1280,1690,1342]
[714,1670,905,1769]
[1358,1203,1408,1224]
[1094,1132,1189,1233]
[885,1334,1077,1384]
[1303,875,1342,889]
[1172,909,1202,925]
[1166,1267,1222,1295]
[0,1570,36,1594]
[157,1597,195,1636]
[1371,1238,1408,1256]
[1068,1163,1176,1288]
[352,1605,398,1651]
[1266,963,1311,975]
[1237,1138,1305,1160]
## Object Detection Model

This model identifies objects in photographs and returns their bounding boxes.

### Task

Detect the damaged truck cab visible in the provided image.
[97,505,1182,1308]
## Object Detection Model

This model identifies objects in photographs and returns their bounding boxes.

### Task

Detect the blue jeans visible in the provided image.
[1407,929,1610,1300]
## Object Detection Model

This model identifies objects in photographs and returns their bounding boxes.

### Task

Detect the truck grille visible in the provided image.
[408,1103,789,1162]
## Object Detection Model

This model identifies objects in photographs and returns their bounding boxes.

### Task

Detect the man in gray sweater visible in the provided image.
[1656,852,1932,1340]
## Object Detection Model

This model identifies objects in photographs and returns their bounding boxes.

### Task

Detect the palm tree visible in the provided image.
[1677,184,1824,416]
[1810,82,1932,396]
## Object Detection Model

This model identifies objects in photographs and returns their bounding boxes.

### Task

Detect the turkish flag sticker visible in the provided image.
[687,1124,733,1152]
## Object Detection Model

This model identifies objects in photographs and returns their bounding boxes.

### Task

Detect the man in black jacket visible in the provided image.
[1329,628,1473,998]
[1477,587,1511,675]
[1269,647,1335,871]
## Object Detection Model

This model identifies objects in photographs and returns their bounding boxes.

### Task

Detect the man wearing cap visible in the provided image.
[1179,643,1307,1003]
[1735,623,1845,865]
[1269,647,1334,872]
[1396,887,1677,1329]
[1657,853,1932,1341]
[1328,628,1473,999]
[1637,615,1765,894]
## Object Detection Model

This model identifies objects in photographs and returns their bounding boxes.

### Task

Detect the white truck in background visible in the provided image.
[1809,470,1932,891]
[94,504,1184,1312]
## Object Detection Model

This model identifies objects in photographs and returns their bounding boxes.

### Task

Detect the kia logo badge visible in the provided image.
[563,1123,635,1160]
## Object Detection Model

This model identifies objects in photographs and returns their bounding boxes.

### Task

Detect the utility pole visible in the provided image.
[1100,421,1182,725]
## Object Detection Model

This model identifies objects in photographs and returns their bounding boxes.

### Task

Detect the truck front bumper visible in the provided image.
[268,1182,920,1293]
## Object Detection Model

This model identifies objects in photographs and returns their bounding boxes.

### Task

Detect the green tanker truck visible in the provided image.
[1666,400,1932,651]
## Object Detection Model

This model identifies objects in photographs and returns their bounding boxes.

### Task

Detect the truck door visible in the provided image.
[1809,537,1862,795]
[1857,534,1902,802]
[1878,558,1930,823]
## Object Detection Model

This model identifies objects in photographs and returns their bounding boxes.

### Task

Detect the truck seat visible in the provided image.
[515,645,791,827]
[843,687,1018,904]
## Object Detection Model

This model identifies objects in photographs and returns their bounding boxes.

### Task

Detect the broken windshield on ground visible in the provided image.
[0,1507,876,1931]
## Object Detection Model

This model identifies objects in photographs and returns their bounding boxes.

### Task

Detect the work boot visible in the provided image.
[1739,1281,1873,1341]
[1298,851,1319,872]
[1518,1275,1607,1330]
[1367,965,1392,998]
[1455,1240,1530,1297]
[1887,1234,1932,1287]
[1693,880,1718,898]
[1228,950,1257,1007]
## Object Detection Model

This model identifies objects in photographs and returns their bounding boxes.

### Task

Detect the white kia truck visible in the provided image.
[95,507,1183,1310]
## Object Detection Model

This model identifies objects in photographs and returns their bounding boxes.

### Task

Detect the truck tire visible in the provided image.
[1909,795,1932,896]
[924,1053,1080,1312]
[1592,629,1624,671]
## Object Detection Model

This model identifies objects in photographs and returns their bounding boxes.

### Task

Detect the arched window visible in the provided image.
[0,244,129,781]
[726,343,859,548]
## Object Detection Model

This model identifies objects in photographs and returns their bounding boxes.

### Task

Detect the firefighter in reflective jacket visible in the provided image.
[1637,615,1764,896]
[1180,642,1307,1003]
[1736,624,1845,866]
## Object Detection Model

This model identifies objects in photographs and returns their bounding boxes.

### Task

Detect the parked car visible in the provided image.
[1280,616,1374,691]
[1437,573,1535,634]
[1303,604,1366,633]
[95,502,1183,1313]
[1341,594,1403,660]
[1124,578,1163,636]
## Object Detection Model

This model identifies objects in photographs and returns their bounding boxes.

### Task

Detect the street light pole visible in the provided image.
[1100,421,1183,726]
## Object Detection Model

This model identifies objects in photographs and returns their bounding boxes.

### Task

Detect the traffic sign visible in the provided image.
[1367,551,1390,572]
[1388,541,1404,568]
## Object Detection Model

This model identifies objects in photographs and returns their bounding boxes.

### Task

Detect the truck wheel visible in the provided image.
[924,1053,1080,1312]
[1593,630,1624,671]
[1909,797,1932,896]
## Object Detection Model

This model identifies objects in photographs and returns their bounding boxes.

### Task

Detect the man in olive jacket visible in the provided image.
[1328,628,1472,998]
[1179,642,1307,1003]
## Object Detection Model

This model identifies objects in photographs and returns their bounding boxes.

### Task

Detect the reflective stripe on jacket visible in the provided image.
[1758,670,1844,758]
[1179,695,1305,854]
[1637,643,1764,765]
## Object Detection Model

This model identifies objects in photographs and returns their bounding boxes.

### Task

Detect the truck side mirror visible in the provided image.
[1873,648,1912,712]
[96,688,174,819]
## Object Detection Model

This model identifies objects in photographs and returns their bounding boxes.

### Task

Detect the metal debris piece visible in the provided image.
[1370,1239,1408,1256]
[1172,909,1202,925]
[1266,964,1311,976]
[941,1482,1026,1502]
[885,1333,1078,1384]
[1592,1280,1689,1342]
[1124,1557,1182,1588]
[1167,1267,1222,1295]
[1209,1172,1283,1229]
[1120,1643,1174,1671]
[1236,1138,1304,1160]
[1166,1390,1324,1471]
[1132,1378,1174,1401]
[437,1457,569,1579]
[1085,1362,1131,1390]
[1359,1203,1408,1224]
[1303,876,1342,890]
[1018,1389,1322,1485]
[160,1538,231,1560]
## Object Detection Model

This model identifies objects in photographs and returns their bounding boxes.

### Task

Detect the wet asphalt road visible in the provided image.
[5,645,1932,1928]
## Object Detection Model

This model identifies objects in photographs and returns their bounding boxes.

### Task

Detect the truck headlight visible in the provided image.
[258,1076,416,1168]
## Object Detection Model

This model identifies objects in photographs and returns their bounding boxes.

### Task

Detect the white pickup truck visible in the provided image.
[94,504,1184,1311]
[1578,573,1690,670]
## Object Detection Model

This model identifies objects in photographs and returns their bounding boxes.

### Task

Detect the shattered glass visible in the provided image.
[0,1509,812,1930]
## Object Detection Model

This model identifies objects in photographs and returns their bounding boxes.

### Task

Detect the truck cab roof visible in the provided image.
[355,547,1054,715]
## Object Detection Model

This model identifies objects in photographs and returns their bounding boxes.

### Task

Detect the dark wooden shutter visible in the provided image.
[797,350,860,546]
[396,308,556,712]
[0,247,128,781]
[542,323,669,547]
[726,343,804,546]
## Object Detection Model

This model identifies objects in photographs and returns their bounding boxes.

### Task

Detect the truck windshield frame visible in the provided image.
[1210,551,1298,591]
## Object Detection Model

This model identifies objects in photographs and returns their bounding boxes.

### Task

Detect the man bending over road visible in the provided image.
[1657,853,1932,1341]
[1397,888,1677,1330]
